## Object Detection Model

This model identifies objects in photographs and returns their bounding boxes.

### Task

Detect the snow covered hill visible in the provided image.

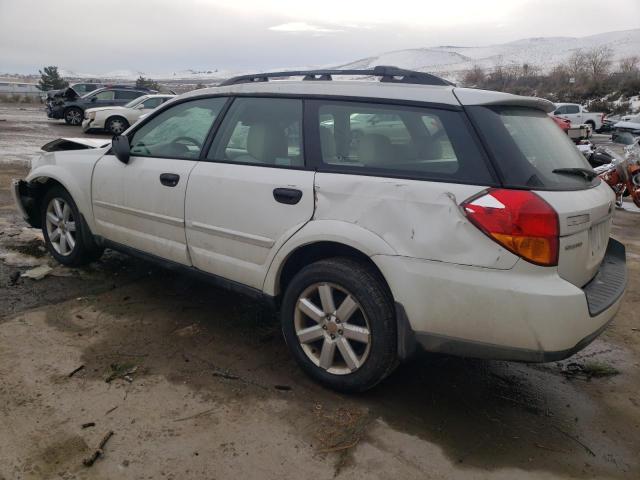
[335,29,640,80]
[56,28,639,83]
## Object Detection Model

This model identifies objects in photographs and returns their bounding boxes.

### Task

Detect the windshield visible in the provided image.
[124,97,145,108]
[468,106,599,190]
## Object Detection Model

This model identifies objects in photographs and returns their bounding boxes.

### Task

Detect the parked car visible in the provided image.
[13,66,626,392]
[83,94,175,135]
[47,86,154,126]
[553,103,605,132]
[551,115,571,133]
[44,82,105,103]
[600,114,621,133]
[613,114,640,136]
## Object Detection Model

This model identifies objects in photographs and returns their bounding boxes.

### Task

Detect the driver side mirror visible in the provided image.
[135,103,145,110]
[90,96,97,102]
[112,135,131,164]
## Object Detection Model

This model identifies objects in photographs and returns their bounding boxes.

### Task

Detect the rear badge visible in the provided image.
[565,242,584,251]
[567,214,590,227]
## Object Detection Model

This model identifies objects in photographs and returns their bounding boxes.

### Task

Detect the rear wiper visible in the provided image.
[552,167,597,180]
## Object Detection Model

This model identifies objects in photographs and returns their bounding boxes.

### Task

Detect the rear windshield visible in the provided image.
[468,106,599,190]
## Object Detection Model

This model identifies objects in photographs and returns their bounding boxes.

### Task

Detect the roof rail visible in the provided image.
[218,65,454,87]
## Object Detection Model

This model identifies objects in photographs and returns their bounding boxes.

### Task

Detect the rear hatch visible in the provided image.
[466,104,614,287]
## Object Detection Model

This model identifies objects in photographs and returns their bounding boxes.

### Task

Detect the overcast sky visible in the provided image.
[1,0,638,75]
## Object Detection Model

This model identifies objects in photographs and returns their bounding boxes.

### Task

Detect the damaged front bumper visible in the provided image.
[11,179,41,227]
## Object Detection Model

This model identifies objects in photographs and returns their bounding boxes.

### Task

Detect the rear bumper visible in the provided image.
[375,238,626,362]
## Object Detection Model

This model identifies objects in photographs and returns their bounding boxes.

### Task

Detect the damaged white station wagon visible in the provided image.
[13,67,627,392]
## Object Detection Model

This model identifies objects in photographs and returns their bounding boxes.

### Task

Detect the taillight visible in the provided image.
[462,189,559,266]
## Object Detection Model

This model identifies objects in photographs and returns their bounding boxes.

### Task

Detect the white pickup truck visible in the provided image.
[553,103,605,132]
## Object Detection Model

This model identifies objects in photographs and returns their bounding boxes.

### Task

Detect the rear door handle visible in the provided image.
[273,188,303,205]
[160,173,180,187]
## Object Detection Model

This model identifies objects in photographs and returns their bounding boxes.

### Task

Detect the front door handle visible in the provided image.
[273,188,303,205]
[160,173,180,187]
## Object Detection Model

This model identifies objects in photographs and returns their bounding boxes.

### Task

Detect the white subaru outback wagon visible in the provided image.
[13,67,627,392]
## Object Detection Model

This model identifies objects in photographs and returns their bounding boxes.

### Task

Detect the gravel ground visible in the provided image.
[0,103,639,479]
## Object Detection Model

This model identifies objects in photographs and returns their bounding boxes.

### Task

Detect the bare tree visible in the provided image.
[462,64,486,86]
[619,56,640,75]
[584,46,613,80]
[567,49,587,78]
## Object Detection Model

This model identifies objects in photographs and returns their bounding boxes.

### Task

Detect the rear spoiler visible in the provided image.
[453,88,555,113]
[41,137,110,152]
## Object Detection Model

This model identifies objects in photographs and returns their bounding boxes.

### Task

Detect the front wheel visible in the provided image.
[64,107,83,126]
[106,116,130,135]
[281,258,397,392]
[41,186,104,266]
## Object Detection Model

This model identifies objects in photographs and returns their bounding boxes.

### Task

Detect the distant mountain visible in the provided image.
[334,29,640,81]
[55,29,640,83]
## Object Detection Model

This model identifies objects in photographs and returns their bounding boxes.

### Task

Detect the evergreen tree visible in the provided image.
[37,66,69,91]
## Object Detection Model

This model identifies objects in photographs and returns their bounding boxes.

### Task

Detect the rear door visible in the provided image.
[185,97,315,290]
[467,105,614,287]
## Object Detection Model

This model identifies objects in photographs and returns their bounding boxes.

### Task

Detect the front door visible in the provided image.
[92,96,228,264]
[185,97,315,289]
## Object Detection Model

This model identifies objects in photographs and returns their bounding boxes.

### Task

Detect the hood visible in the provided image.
[85,106,128,114]
[41,137,111,152]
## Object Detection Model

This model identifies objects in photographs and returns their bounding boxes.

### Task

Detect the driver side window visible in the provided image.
[129,97,227,159]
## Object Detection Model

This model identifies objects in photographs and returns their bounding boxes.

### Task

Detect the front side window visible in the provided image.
[94,90,115,101]
[129,97,227,159]
[566,105,580,114]
[315,101,493,183]
[209,97,303,167]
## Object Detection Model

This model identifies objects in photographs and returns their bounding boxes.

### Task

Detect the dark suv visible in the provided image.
[47,86,154,125]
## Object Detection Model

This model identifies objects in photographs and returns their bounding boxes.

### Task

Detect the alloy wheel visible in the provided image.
[66,109,82,125]
[294,282,371,375]
[45,197,76,256]
[109,119,126,134]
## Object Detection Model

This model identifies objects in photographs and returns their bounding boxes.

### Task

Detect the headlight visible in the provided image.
[85,111,96,120]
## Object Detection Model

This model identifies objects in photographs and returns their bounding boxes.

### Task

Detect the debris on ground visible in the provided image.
[68,365,85,378]
[83,430,114,467]
[8,270,20,285]
[21,264,53,280]
[82,422,96,429]
[561,361,619,380]
[212,370,240,380]
[105,363,138,383]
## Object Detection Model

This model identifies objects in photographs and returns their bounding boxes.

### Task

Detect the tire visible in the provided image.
[64,107,83,126]
[41,185,104,266]
[106,116,130,135]
[281,257,397,392]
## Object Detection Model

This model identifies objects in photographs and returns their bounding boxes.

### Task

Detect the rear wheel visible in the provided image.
[41,186,103,266]
[106,116,130,135]
[64,107,83,126]
[281,258,397,392]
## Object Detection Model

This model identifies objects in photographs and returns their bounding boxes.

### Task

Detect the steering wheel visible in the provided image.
[172,136,201,148]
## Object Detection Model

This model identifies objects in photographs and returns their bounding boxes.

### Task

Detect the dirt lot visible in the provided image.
[1,103,639,479]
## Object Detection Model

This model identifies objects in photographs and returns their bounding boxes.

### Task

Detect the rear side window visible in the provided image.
[116,90,143,100]
[209,97,303,167]
[468,106,598,190]
[313,100,494,184]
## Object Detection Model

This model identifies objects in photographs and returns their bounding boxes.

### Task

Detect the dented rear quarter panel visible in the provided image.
[311,173,520,269]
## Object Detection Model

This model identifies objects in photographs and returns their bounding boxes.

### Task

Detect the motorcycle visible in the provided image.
[589,133,640,208]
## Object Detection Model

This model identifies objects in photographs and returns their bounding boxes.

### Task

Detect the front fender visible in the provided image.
[25,147,108,232]
[262,219,397,296]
